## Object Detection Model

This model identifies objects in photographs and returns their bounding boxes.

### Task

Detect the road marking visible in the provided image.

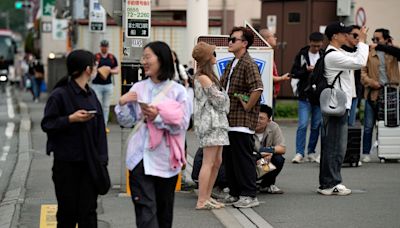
[186,153,273,228]
[5,122,15,138]
[0,143,10,161]
[40,204,78,228]
[40,204,58,228]
[6,87,15,119]
[7,98,15,119]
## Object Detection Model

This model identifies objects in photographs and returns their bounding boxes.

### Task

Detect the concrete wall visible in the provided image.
[152,0,261,29]
[352,0,400,45]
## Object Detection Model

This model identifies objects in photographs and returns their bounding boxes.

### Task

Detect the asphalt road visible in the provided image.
[2,85,400,228]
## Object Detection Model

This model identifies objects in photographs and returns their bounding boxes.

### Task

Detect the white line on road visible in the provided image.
[5,122,15,138]
[186,153,273,228]
[1,144,10,161]
[7,98,15,119]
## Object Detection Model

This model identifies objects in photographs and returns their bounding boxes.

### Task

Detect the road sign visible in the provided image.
[52,19,68,40]
[89,0,107,32]
[42,0,56,16]
[125,0,151,38]
[355,7,366,27]
[196,22,274,107]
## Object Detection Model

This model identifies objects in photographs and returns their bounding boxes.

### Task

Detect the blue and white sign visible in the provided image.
[213,49,274,107]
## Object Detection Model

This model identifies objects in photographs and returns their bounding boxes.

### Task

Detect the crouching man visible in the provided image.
[254,104,286,194]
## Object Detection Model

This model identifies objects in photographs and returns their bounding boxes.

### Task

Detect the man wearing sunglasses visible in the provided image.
[360,28,400,163]
[220,26,264,208]
[318,22,368,196]
[342,25,364,128]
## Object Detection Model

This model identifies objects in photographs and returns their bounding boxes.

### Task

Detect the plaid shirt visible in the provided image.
[220,51,263,130]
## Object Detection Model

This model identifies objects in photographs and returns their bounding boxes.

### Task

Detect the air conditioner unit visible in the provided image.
[337,0,351,16]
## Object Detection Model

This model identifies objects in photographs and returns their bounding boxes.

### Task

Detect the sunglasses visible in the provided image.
[371,37,380,42]
[349,33,359,39]
[213,51,216,57]
[228,37,245,43]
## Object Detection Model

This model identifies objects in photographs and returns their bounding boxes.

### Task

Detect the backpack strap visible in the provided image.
[329,71,343,88]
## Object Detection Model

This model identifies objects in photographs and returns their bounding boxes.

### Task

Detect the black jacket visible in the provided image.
[376,44,400,60]
[290,46,324,100]
[41,80,108,163]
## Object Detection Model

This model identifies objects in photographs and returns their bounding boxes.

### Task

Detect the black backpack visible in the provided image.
[305,49,337,105]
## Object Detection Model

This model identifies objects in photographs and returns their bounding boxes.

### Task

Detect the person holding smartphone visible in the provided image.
[115,41,189,228]
[254,105,286,194]
[41,50,108,227]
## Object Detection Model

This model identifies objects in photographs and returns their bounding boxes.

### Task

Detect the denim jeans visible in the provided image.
[362,99,377,155]
[295,99,322,156]
[31,78,42,100]
[319,110,348,189]
[91,83,113,125]
[348,98,359,126]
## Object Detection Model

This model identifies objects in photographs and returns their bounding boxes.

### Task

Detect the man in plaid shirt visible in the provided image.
[220,27,264,208]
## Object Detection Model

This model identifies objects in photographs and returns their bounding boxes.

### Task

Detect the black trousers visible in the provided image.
[52,160,98,228]
[259,154,285,188]
[223,131,257,198]
[129,161,178,228]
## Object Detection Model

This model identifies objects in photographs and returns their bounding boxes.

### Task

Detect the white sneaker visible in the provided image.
[211,187,229,200]
[233,196,259,208]
[317,184,351,196]
[357,161,362,167]
[260,184,284,194]
[316,154,321,164]
[307,153,318,162]
[292,153,304,163]
[362,155,371,163]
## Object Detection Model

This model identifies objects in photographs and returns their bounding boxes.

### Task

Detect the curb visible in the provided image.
[0,101,32,228]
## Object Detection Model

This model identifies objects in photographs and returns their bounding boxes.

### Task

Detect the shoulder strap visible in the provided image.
[95,53,101,63]
[124,80,176,148]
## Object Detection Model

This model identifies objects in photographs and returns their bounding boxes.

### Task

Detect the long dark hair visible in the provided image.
[195,60,221,88]
[144,41,174,81]
[54,50,95,88]
[172,51,183,81]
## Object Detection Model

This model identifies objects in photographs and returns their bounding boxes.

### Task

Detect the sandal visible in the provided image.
[209,198,225,208]
[196,200,221,210]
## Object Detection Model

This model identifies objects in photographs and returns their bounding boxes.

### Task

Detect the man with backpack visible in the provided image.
[290,32,324,163]
[318,22,368,196]
[92,40,119,133]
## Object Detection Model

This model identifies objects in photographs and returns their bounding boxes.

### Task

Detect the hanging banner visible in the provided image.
[89,0,107,32]
[125,0,151,38]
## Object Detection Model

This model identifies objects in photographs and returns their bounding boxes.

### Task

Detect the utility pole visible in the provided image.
[187,0,209,65]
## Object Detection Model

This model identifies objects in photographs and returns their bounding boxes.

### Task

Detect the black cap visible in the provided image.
[100,40,109,47]
[325,22,353,40]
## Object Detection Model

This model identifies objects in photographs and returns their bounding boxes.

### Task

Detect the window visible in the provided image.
[288,12,300,24]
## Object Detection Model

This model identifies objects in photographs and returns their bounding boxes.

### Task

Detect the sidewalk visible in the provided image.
[16,90,224,228]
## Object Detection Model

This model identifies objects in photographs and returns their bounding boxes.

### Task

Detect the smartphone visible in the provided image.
[87,110,97,114]
[138,102,149,109]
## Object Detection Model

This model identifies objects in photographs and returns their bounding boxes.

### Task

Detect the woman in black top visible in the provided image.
[41,50,108,227]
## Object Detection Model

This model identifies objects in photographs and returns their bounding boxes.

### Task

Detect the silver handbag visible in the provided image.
[319,73,347,116]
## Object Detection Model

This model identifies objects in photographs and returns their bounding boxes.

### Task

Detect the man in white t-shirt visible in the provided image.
[318,22,368,196]
[290,32,324,163]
